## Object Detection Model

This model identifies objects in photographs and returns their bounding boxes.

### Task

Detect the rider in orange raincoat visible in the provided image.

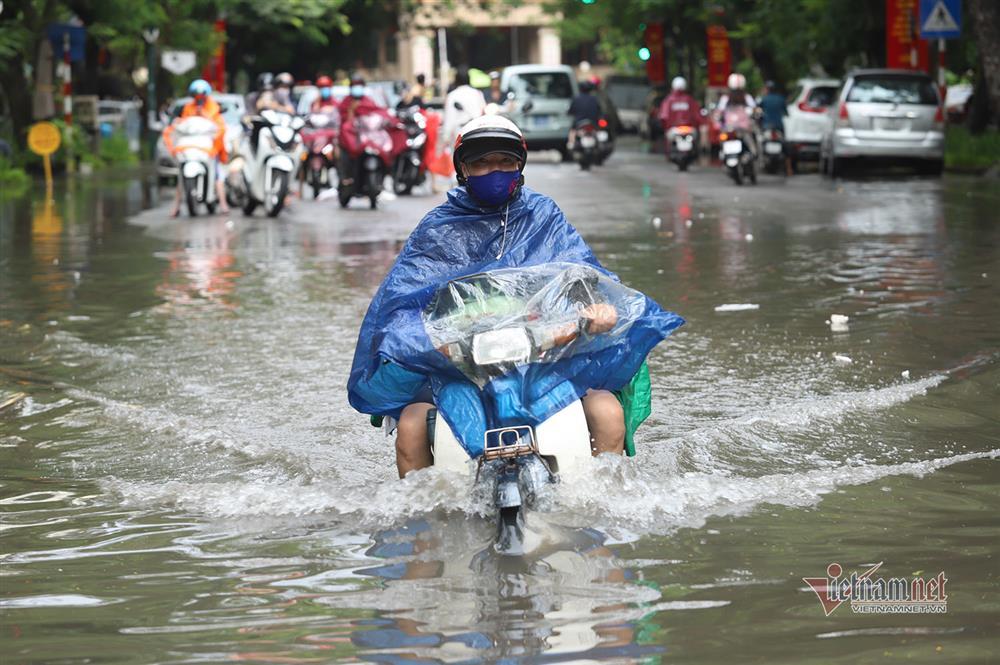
[163,79,229,216]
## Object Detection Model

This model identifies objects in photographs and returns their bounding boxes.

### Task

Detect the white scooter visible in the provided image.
[171,116,222,217]
[238,109,304,217]
[419,265,612,555]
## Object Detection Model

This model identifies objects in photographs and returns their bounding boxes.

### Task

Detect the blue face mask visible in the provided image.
[320,87,332,100]
[350,85,364,98]
[466,169,520,207]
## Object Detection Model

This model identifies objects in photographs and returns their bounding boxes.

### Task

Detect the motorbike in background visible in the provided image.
[233,109,304,217]
[170,116,222,217]
[300,110,340,199]
[339,114,397,210]
[572,119,598,171]
[719,129,757,185]
[761,127,785,175]
[392,105,428,195]
[667,125,698,172]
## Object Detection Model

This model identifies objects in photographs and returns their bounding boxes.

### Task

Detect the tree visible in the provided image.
[968,0,1000,130]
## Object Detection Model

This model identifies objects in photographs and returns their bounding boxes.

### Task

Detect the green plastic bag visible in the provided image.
[614,360,651,457]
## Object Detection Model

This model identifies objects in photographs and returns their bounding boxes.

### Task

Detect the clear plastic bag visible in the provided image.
[422,262,648,387]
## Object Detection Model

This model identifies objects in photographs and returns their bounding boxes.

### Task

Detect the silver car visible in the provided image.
[501,64,578,156]
[820,69,944,176]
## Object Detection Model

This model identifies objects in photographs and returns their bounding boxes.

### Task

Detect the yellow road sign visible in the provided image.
[28,122,62,156]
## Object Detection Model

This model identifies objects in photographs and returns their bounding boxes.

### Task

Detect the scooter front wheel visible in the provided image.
[183,176,200,217]
[265,171,289,217]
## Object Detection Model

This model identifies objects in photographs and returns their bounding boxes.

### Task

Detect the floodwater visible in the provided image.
[2,155,998,664]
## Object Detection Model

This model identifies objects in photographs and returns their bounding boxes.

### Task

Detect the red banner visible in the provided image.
[644,23,666,85]
[886,0,929,70]
[706,25,731,87]
[201,19,227,92]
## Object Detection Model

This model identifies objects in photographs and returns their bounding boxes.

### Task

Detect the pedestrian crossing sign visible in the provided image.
[920,0,961,39]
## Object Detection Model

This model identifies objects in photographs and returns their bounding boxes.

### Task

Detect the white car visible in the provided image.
[156,94,246,184]
[784,78,840,166]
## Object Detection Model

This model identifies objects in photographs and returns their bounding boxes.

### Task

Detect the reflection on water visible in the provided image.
[1,166,999,663]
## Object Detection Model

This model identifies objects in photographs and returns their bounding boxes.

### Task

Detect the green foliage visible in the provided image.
[0,156,31,198]
[945,126,1000,171]
[98,132,138,166]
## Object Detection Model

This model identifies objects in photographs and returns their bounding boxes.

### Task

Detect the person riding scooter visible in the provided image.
[162,78,229,217]
[566,79,602,153]
[337,73,393,187]
[347,115,684,478]
[658,76,703,153]
[716,73,757,154]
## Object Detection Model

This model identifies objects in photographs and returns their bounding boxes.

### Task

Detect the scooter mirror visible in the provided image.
[522,99,534,113]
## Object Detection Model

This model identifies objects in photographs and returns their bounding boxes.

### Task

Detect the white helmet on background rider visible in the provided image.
[727,73,746,90]
[671,76,687,92]
[452,115,528,185]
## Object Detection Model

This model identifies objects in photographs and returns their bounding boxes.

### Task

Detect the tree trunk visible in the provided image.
[1,53,33,150]
[968,0,1000,127]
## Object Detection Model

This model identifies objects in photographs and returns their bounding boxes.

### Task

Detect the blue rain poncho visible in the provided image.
[347,186,685,457]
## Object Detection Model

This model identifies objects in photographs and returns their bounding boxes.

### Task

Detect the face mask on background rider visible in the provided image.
[463,153,522,207]
[193,94,206,106]
[350,85,365,99]
[320,87,332,100]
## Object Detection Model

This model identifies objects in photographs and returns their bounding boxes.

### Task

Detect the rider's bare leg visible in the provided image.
[581,389,625,456]
[169,180,182,217]
[395,402,435,478]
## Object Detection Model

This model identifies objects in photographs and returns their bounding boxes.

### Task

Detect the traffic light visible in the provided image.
[637,46,651,61]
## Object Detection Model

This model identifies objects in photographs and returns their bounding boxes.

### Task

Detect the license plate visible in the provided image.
[725,157,738,167]
[529,115,554,129]
[364,156,380,169]
[597,131,609,141]
[723,139,743,155]
[676,140,693,152]
[580,136,596,148]
[764,141,783,154]
[874,117,904,131]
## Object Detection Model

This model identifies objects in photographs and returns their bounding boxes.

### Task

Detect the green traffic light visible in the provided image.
[638,47,651,61]
[581,0,596,4]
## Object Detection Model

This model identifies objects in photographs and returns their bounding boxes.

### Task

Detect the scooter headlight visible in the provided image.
[472,328,531,366]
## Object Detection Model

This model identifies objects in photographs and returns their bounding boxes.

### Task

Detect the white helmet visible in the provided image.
[727,73,746,90]
[671,76,687,91]
[452,115,527,184]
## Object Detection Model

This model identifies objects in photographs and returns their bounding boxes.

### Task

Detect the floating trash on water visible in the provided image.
[685,219,693,227]
[745,233,754,242]
[652,216,662,228]
[901,370,911,379]
[714,303,760,312]
[833,354,853,364]
[827,314,850,332]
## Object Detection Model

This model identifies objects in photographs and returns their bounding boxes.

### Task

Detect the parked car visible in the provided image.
[501,64,578,156]
[156,93,246,184]
[604,75,650,133]
[784,78,839,168]
[820,69,944,177]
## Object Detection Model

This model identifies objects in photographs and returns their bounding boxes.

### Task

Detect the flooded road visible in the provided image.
[2,150,999,664]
